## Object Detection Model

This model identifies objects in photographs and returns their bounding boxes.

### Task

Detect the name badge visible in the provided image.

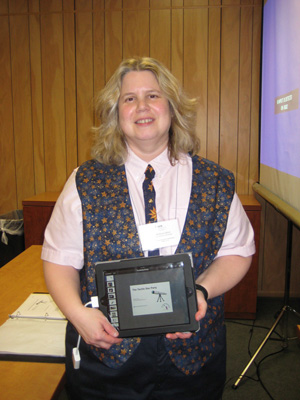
[138,219,181,252]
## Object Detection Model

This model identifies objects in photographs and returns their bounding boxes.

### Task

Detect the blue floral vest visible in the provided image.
[76,155,235,375]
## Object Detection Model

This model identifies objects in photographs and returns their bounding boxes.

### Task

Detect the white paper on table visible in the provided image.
[0,318,67,357]
[0,293,67,358]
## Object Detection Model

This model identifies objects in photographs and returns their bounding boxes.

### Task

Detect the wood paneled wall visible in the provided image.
[0,0,262,214]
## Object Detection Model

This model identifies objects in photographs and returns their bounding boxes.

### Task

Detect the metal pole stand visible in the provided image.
[233,220,300,389]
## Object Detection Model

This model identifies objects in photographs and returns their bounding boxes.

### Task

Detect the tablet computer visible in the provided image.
[95,253,199,337]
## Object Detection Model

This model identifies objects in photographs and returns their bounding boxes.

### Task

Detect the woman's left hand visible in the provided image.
[165,290,208,340]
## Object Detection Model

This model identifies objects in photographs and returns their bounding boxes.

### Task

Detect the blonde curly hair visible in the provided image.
[91,57,200,165]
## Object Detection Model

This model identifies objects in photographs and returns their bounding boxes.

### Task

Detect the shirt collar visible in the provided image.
[125,146,173,182]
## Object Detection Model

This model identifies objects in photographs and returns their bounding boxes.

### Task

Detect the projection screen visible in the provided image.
[257,0,300,228]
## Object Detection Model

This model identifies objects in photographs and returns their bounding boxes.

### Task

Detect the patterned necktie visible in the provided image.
[142,164,159,256]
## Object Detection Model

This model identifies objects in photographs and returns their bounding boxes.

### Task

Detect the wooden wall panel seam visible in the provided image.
[0,11,18,212]
[9,7,35,209]
[29,1,46,195]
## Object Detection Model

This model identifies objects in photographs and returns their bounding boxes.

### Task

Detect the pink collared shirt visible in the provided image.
[42,148,255,269]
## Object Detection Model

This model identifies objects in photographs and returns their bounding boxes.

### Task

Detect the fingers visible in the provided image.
[75,308,123,350]
[89,330,123,350]
[165,331,193,340]
[82,326,122,349]
[102,316,120,338]
[195,291,208,321]
[96,318,123,349]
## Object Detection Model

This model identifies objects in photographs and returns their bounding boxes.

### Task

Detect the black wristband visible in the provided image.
[195,284,208,302]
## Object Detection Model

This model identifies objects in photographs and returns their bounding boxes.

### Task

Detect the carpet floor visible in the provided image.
[223,297,300,400]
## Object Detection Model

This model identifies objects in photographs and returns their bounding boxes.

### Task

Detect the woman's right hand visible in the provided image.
[43,261,123,349]
[72,305,123,349]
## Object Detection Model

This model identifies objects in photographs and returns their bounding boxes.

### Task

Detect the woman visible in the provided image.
[42,57,255,399]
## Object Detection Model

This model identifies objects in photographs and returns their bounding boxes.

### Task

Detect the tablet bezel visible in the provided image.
[95,253,199,337]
